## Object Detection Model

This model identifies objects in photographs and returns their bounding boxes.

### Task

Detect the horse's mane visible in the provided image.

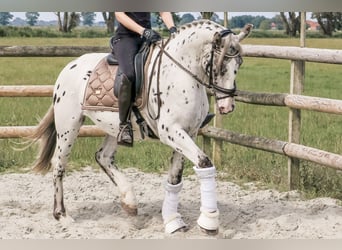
[176,19,242,54]
[177,19,224,34]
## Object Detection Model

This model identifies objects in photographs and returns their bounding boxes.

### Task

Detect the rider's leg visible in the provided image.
[111,36,142,147]
[117,74,134,146]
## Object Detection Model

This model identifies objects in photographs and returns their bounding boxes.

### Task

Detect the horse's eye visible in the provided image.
[229,46,236,55]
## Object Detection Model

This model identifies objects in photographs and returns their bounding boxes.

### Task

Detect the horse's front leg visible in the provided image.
[95,135,138,216]
[162,151,188,233]
[159,125,219,235]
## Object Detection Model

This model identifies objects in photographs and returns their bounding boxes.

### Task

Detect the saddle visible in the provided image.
[82,43,157,139]
[82,43,152,112]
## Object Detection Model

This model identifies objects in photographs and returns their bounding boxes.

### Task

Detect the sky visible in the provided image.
[12,12,283,22]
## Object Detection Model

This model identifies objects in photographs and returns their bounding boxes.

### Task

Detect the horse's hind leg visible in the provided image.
[52,114,84,221]
[95,135,138,216]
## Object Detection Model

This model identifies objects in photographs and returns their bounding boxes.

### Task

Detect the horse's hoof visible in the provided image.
[197,210,219,235]
[53,210,66,220]
[59,214,75,225]
[170,225,188,234]
[121,202,138,216]
[199,226,219,236]
[164,213,188,234]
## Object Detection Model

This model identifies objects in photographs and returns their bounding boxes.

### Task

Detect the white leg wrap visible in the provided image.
[162,181,187,234]
[193,166,218,212]
[194,166,219,230]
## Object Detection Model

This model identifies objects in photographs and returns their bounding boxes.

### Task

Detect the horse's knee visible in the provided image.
[198,155,213,168]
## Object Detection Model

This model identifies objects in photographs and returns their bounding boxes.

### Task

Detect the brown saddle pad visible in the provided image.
[82,57,119,112]
[82,51,152,112]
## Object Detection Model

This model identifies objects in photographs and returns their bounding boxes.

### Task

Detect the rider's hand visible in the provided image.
[142,29,161,43]
[169,26,177,34]
[169,26,177,38]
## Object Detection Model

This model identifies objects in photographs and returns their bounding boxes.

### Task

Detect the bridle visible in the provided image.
[147,29,241,120]
[157,29,240,98]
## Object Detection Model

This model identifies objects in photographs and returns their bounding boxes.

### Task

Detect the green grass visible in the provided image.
[0,37,341,199]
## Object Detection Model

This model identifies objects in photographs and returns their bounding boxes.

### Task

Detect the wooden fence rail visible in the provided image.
[241,45,342,64]
[235,90,342,115]
[0,46,108,57]
[0,125,105,138]
[201,127,342,171]
[2,86,341,115]
[0,85,53,97]
[1,45,342,64]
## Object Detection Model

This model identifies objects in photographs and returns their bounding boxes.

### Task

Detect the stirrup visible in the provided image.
[117,123,133,147]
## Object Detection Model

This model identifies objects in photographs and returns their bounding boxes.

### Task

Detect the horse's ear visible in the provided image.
[212,32,222,48]
[238,23,253,42]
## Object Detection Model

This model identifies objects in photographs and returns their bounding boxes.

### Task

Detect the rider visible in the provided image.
[111,12,177,147]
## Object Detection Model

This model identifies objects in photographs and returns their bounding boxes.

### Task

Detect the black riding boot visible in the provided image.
[117,74,134,147]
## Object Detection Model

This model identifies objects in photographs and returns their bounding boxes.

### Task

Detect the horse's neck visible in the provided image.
[167,22,222,58]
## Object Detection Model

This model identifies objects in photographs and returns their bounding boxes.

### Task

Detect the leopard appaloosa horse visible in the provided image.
[30,20,252,234]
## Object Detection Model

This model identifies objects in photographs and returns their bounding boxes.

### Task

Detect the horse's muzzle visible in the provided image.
[217,98,235,114]
[218,105,235,114]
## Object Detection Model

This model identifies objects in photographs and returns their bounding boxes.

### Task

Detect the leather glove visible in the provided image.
[142,29,162,43]
[169,26,177,34]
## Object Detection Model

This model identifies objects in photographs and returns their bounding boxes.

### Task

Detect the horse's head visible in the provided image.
[204,24,253,114]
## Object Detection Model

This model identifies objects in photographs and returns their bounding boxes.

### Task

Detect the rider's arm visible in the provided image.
[115,12,145,35]
[159,12,175,29]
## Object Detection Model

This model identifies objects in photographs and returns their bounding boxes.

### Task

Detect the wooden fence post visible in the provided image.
[288,12,306,190]
[212,104,223,168]
[202,95,213,158]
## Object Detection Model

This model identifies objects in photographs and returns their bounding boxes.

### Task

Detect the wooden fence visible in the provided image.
[0,45,341,189]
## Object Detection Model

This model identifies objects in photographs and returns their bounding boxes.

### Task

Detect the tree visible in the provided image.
[81,12,96,26]
[152,12,180,31]
[312,12,342,36]
[259,19,271,30]
[102,12,115,34]
[280,12,300,36]
[200,12,214,20]
[0,12,14,26]
[229,15,267,29]
[25,12,40,26]
[252,15,267,29]
[56,12,80,32]
[210,13,221,23]
[180,13,195,25]
[271,15,284,30]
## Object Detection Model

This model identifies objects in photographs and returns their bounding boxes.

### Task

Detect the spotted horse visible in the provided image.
[29,20,252,235]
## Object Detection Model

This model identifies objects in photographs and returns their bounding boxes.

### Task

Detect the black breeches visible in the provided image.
[112,36,144,84]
